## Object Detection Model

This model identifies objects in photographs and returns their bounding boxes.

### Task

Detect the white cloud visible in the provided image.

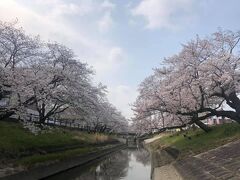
[109,47,124,63]
[0,0,120,73]
[48,1,95,18]
[35,0,60,5]
[49,3,81,16]
[101,0,115,10]
[98,0,115,33]
[108,85,138,119]
[131,0,194,30]
[0,0,132,118]
[93,47,126,75]
[0,0,87,41]
[98,12,113,33]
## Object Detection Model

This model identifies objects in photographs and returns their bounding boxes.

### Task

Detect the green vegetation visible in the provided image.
[150,123,240,157]
[18,147,95,167]
[0,121,117,166]
[0,121,79,155]
[18,144,116,168]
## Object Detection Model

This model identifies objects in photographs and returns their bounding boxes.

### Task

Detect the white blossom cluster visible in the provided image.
[0,21,128,134]
[133,30,240,133]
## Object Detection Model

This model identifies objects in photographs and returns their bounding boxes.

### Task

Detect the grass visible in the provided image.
[0,121,118,168]
[150,123,240,157]
[18,146,96,168]
[0,121,79,156]
[17,144,117,168]
[0,121,116,159]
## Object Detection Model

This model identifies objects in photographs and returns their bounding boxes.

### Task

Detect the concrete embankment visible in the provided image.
[174,140,240,179]
[151,149,182,180]
[1,144,126,180]
[145,135,240,180]
[144,135,183,180]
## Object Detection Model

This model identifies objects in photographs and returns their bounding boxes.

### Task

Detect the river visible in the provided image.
[45,147,151,180]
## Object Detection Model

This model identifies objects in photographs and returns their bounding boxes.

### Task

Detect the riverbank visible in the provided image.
[2,144,126,180]
[144,135,183,180]
[145,123,240,180]
[175,140,240,179]
[149,123,240,157]
[0,121,121,178]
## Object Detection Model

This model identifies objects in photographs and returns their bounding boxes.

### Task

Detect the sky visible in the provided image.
[0,0,240,119]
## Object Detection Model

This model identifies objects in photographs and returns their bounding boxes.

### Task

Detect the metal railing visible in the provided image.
[20,113,113,133]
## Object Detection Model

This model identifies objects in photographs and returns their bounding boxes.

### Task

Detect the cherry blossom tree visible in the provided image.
[0,20,128,133]
[81,93,128,133]
[0,20,40,119]
[133,30,240,133]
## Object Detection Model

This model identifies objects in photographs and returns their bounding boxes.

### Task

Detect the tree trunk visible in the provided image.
[195,121,211,133]
[224,92,240,121]
[209,109,240,124]
[38,103,54,125]
[0,111,15,121]
[192,113,212,133]
[228,92,240,110]
[38,114,49,124]
[39,114,47,124]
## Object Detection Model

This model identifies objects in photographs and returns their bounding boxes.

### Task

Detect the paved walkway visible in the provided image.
[144,133,170,144]
[153,165,183,180]
[174,140,240,180]
[144,135,183,180]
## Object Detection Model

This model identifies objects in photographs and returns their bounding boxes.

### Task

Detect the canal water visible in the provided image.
[46,147,151,180]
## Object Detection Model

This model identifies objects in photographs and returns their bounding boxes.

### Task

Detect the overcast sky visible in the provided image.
[0,0,240,118]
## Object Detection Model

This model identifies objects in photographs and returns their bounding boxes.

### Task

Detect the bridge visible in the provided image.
[115,132,140,147]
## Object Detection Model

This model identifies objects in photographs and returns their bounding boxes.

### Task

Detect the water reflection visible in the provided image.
[90,150,129,180]
[46,148,151,180]
[134,148,151,166]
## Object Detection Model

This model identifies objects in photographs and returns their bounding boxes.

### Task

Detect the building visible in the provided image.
[203,116,233,126]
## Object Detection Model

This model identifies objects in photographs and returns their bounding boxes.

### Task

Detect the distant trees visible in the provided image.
[133,30,240,133]
[0,21,128,133]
